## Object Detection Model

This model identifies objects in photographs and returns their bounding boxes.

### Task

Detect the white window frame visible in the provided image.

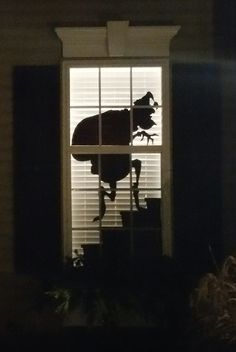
[56,21,180,260]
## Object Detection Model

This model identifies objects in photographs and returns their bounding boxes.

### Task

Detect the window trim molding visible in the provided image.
[56,22,180,259]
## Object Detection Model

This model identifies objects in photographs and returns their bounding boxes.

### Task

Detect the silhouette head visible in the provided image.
[133,92,158,130]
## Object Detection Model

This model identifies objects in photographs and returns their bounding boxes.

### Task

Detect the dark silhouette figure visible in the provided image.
[72,92,158,221]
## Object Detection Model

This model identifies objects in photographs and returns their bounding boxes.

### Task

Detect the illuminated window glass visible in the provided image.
[69,66,162,255]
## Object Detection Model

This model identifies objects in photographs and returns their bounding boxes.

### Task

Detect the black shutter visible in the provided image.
[172,64,222,273]
[13,66,61,276]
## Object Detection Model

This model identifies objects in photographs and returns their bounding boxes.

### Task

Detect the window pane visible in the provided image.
[101,67,130,106]
[70,108,99,145]
[101,107,130,145]
[132,67,162,105]
[70,68,99,106]
[72,230,99,254]
[132,153,161,190]
[71,189,99,228]
[71,157,99,190]
[102,190,131,228]
[132,108,162,146]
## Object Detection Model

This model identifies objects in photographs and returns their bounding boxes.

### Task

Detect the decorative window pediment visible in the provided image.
[55,21,180,58]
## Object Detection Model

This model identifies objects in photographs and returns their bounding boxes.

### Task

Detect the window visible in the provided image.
[56,22,180,261]
[70,65,162,255]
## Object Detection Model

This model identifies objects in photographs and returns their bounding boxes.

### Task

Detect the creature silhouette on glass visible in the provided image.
[72,92,158,221]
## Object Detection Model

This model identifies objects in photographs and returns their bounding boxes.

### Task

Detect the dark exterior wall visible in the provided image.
[13,66,61,275]
[0,0,214,273]
[172,63,222,273]
[214,1,236,256]
[0,0,224,332]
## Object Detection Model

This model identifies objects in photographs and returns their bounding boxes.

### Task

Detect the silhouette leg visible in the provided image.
[132,159,142,210]
[93,182,116,221]
[132,159,141,186]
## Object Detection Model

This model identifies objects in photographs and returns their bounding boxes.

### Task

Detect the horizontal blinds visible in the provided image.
[70,67,162,107]
[70,66,162,253]
[71,153,161,252]
[71,154,161,203]
[101,68,131,106]
[132,67,162,105]
[70,68,99,106]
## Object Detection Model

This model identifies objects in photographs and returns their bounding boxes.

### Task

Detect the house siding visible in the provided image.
[0,0,214,273]
[1,0,230,334]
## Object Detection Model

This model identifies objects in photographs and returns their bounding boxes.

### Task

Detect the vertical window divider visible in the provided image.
[65,65,73,257]
[129,67,134,257]
[98,67,102,246]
